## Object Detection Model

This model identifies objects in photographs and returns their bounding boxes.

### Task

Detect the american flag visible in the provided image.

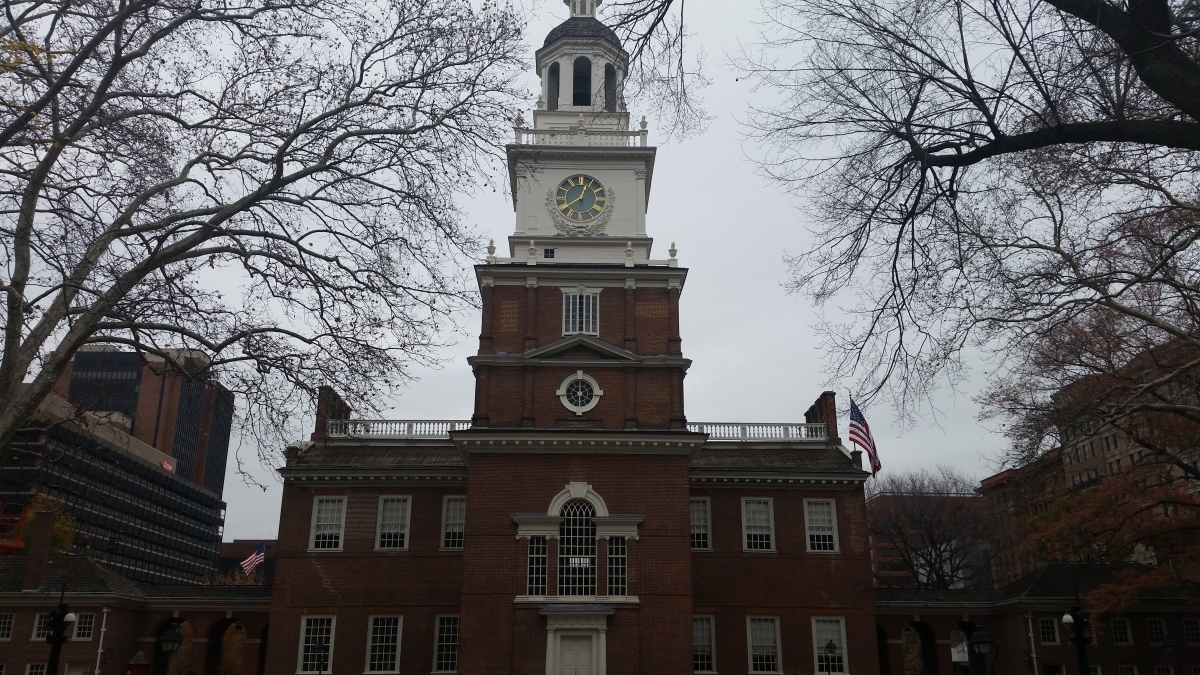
[240,543,266,575]
[848,398,882,476]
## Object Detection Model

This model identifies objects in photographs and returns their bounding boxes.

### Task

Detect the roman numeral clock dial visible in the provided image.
[555,175,606,222]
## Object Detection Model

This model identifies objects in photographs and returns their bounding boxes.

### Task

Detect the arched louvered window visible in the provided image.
[547,62,560,111]
[573,57,592,107]
[558,499,596,595]
[604,63,617,112]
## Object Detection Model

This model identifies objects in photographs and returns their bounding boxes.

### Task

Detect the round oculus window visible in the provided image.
[557,371,603,416]
[565,379,594,408]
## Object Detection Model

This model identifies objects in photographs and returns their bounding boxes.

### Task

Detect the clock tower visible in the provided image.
[452,2,699,673]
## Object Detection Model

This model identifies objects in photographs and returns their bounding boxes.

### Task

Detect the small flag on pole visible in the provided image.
[240,543,266,575]
[848,398,882,476]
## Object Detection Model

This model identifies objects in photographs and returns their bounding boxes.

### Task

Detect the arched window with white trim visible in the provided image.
[558,499,597,595]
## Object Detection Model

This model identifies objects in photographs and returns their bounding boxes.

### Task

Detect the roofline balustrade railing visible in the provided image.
[325,420,829,441]
[513,127,648,147]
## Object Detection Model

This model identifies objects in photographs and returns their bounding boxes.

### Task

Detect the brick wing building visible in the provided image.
[264,4,876,674]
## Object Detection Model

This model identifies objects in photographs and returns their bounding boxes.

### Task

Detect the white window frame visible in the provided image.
[433,614,460,673]
[308,496,347,552]
[1184,618,1200,646]
[812,616,848,674]
[693,615,716,674]
[1155,667,1175,675]
[561,290,600,336]
[1118,667,1138,675]
[690,498,712,551]
[746,616,782,674]
[441,496,467,551]
[741,498,776,553]
[31,613,49,640]
[1090,667,1102,675]
[72,612,95,641]
[0,612,13,640]
[296,615,336,675]
[1038,617,1059,645]
[363,615,402,674]
[25,666,46,675]
[375,495,411,551]
[1112,618,1133,645]
[1148,618,1167,646]
[804,499,841,553]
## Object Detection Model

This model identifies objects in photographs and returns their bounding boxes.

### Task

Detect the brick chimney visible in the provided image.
[22,510,57,591]
[804,391,840,443]
[311,386,351,442]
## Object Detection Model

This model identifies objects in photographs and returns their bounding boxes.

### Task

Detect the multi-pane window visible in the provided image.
[26,666,46,675]
[434,616,460,672]
[1185,618,1200,645]
[376,497,410,550]
[1148,618,1167,645]
[813,617,847,673]
[1090,668,1102,675]
[1039,617,1059,644]
[690,498,711,550]
[608,537,627,596]
[742,499,774,551]
[559,500,597,595]
[527,537,548,596]
[693,616,715,673]
[74,613,95,640]
[1112,618,1133,644]
[32,613,50,639]
[805,500,839,552]
[310,497,345,550]
[0,613,12,639]
[366,616,401,673]
[747,617,781,673]
[1119,667,1138,675]
[1155,668,1174,675]
[563,293,599,335]
[298,616,334,674]
[442,497,466,549]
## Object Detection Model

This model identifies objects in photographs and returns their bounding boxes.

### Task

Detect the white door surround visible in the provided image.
[541,605,614,675]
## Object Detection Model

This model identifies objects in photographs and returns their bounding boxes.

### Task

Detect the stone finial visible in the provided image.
[640,116,648,130]
[624,241,635,268]
[536,95,545,110]
[527,240,537,266]
[486,239,497,264]
[668,242,678,267]
[577,114,587,130]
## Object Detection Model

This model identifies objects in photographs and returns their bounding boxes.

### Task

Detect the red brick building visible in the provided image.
[262,4,877,674]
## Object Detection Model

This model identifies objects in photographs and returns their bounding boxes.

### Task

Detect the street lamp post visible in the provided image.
[819,640,839,673]
[968,629,996,675]
[1062,607,1092,675]
[45,586,78,675]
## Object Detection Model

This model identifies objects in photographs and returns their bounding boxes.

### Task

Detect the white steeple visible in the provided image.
[499,8,666,266]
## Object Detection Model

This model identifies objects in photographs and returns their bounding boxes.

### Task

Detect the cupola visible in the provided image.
[535,0,629,127]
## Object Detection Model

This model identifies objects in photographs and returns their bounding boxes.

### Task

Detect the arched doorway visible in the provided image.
[901,621,939,675]
[203,620,246,675]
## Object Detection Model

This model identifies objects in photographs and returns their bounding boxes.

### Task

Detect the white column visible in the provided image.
[634,169,647,235]
[545,627,556,675]
[598,627,607,675]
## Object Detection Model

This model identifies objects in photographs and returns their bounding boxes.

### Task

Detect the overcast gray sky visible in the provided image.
[220,0,1008,542]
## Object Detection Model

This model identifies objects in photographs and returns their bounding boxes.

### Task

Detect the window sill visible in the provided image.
[691,548,714,553]
[373,547,409,552]
[742,549,777,553]
[515,595,640,604]
[307,548,344,553]
[806,550,841,555]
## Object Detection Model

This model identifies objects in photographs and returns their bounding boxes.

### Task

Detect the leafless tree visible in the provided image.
[0,0,526,475]
[867,466,991,589]
[601,0,709,137]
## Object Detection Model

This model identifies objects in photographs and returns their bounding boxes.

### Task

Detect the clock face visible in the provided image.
[554,175,606,222]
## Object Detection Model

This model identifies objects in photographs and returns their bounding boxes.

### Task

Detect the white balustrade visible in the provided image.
[513,127,648,147]
[326,419,827,441]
